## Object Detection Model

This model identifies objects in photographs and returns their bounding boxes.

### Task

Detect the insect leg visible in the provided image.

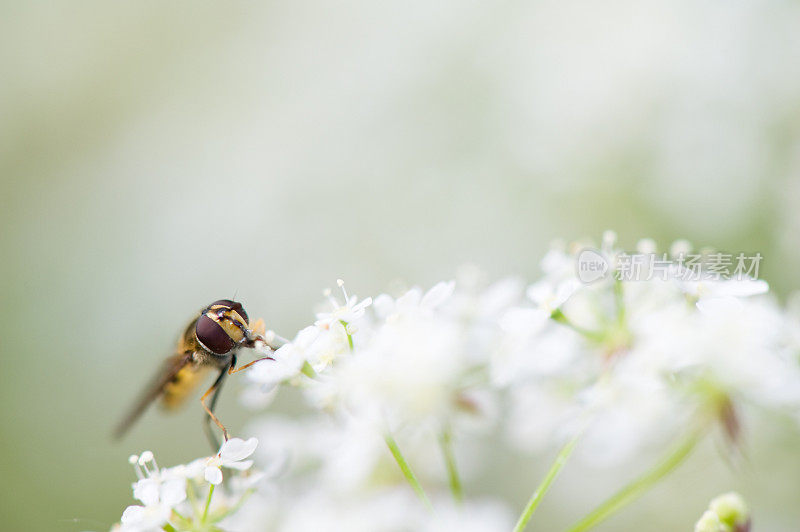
[201,367,229,451]
[228,356,275,375]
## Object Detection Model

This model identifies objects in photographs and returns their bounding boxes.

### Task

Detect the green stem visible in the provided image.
[439,428,463,503]
[202,484,215,524]
[340,319,354,351]
[384,433,433,512]
[186,479,200,516]
[513,433,581,532]
[215,488,256,521]
[613,279,625,325]
[566,430,702,532]
[300,360,318,378]
[551,309,604,342]
[162,524,177,532]
[170,508,190,529]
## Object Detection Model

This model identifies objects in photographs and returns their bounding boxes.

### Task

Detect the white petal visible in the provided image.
[182,458,207,480]
[421,281,455,309]
[160,478,187,507]
[132,479,159,506]
[372,294,396,317]
[696,296,743,315]
[553,279,581,307]
[294,326,321,347]
[121,505,144,525]
[499,307,548,333]
[260,450,290,479]
[121,504,171,530]
[204,466,223,485]
[722,279,769,297]
[219,437,258,462]
[396,288,422,310]
[224,459,253,471]
[526,281,552,305]
[352,297,372,312]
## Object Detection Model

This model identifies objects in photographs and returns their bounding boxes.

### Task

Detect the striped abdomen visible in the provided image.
[161,362,210,409]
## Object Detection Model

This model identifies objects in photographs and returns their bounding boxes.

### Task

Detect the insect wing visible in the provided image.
[113,352,194,439]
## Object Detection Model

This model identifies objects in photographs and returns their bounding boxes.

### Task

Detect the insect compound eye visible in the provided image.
[195,314,235,354]
[211,299,249,324]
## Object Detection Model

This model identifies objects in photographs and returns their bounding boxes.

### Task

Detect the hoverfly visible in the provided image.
[113,299,281,449]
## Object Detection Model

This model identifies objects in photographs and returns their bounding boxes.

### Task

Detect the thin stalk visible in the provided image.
[439,428,463,503]
[300,360,318,379]
[513,433,581,532]
[215,489,256,521]
[186,479,200,516]
[340,319,354,351]
[202,484,215,524]
[613,279,625,325]
[566,430,702,532]
[170,508,189,529]
[551,309,604,342]
[384,433,433,512]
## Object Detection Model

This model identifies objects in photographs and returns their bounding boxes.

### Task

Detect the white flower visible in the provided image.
[526,277,581,314]
[493,315,584,387]
[501,237,791,460]
[301,324,352,372]
[120,452,187,532]
[248,327,314,387]
[130,452,187,507]
[417,280,457,310]
[636,238,658,254]
[688,296,800,408]
[372,280,456,320]
[204,437,259,485]
[112,242,800,529]
[453,276,524,323]
[306,279,502,435]
[247,323,351,392]
[506,384,583,453]
[131,476,186,511]
[539,247,577,280]
[678,277,769,302]
[314,311,465,431]
[252,414,386,492]
[120,503,172,532]
[315,279,372,327]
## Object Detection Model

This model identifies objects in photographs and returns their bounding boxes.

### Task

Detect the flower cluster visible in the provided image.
[114,439,260,532]
[112,234,800,531]
[694,492,751,532]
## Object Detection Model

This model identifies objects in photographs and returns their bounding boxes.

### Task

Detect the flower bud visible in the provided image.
[709,492,749,530]
[694,510,725,532]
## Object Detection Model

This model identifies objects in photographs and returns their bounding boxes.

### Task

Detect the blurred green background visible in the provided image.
[2,2,800,530]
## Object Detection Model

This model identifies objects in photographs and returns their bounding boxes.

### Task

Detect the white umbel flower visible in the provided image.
[120,452,187,532]
[679,277,769,302]
[315,279,372,327]
[526,277,581,314]
[120,503,172,532]
[203,437,259,485]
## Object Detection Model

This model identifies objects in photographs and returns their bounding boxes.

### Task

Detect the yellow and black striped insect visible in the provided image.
[113,299,278,449]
